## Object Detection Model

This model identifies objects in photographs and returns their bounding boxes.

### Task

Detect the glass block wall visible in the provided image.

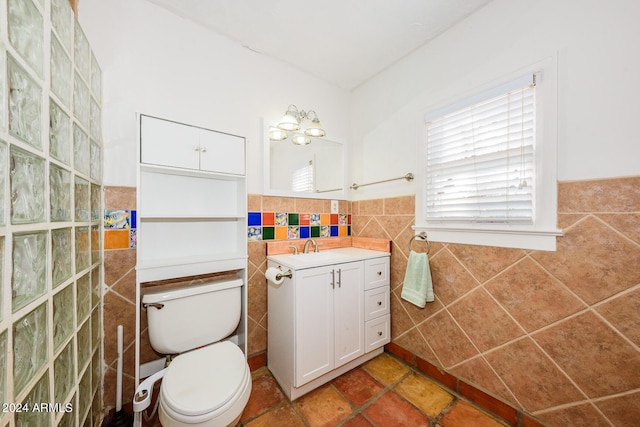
[0,0,103,426]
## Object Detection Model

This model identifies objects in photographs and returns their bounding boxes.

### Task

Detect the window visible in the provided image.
[416,63,561,251]
[291,160,314,192]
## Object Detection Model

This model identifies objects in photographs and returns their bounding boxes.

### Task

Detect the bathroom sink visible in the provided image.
[268,250,351,269]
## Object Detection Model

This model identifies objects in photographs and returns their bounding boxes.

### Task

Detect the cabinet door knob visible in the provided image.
[378,331,383,337]
[377,271,382,276]
[201,146,207,153]
[377,301,382,306]
[193,146,199,151]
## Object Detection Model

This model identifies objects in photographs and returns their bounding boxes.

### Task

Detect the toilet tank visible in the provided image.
[142,278,243,354]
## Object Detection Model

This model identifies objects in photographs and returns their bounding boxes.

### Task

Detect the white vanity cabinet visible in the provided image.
[295,261,364,386]
[140,114,245,175]
[267,250,390,400]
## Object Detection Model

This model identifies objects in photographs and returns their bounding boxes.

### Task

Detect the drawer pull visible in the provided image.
[378,331,383,337]
[377,301,382,306]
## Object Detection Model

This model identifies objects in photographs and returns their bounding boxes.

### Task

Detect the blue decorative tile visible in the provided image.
[248,212,262,226]
[299,226,310,239]
[330,225,339,237]
[130,210,137,228]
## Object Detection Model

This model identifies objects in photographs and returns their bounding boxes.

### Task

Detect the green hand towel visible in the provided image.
[401,250,434,308]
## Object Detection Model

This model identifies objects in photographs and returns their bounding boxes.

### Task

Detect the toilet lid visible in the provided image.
[161,341,248,417]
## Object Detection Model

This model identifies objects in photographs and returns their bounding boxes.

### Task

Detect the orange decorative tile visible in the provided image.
[299,213,310,225]
[320,213,330,225]
[103,230,130,250]
[262,212,275,226]
[274,226,288,240]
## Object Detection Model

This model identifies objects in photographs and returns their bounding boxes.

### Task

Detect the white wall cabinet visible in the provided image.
[136,114,247,282]
[140,114,245,175]
[135,113,248,385]
[267,252,390,400]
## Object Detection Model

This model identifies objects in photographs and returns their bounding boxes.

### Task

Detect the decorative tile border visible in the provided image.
[103,209,137,249]
[248,211,351,241]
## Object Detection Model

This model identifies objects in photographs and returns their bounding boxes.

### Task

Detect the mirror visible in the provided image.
[264,129,346,199]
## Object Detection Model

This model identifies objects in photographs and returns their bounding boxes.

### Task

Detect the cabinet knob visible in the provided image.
[378,331,383,337]
[377,301,382,306]
[193,146,199,151]
[201,147,207,153]
[377,271,382,276]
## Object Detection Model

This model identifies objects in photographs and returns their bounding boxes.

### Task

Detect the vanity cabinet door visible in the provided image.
[294,261,364,387]
[295,265,335,387]
[333,261,364,366]
[140,115,200,170]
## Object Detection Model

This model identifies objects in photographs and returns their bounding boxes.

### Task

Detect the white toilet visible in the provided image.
[136,278,251,427]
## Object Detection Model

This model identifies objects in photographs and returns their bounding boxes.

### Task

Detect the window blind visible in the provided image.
[425,77,536,224]
[291,161,314,192]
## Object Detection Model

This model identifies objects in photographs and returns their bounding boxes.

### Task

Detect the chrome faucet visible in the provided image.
[303,239,318,254]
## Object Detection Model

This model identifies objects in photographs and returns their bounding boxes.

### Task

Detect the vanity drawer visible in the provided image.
[364,257,390,290]
[364,287,390,321]
[365,315,390,352]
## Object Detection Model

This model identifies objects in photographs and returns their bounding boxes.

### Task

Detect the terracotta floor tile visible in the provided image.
[243,403,306,427]
[394,372,454,418]
[341,414,374,427]
[439,401,507,427]
[332,367,384,406]
[241,371,286,422]
[362,353,410,386]
[363,391,430,427]
[294,384,352,427]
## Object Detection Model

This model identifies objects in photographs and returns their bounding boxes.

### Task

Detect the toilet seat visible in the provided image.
[160,341,251,425]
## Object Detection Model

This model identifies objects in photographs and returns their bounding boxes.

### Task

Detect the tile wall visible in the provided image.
[0,0,104,425]
[101,186,141,412]
[104,178,639,426]
[245,178,640,426]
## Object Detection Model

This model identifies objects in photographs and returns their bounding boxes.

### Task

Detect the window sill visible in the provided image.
[413,226,563,251]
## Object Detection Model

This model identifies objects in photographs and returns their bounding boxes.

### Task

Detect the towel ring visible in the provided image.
[409,232,431,254]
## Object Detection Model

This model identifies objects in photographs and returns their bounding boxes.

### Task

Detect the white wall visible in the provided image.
[350,0,640,200]
[78,0,351,191]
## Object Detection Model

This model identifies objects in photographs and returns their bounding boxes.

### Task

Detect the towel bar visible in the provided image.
[409,232,431,254]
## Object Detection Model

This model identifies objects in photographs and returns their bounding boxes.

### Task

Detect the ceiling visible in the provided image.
[144,0,493,91]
